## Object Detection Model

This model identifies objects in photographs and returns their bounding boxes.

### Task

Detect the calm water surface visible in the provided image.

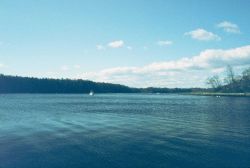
[0,94,250,168]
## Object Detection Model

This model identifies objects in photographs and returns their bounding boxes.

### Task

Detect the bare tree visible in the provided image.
[242,67,250,80]
[206,75,222,89]
[224,65,235,85]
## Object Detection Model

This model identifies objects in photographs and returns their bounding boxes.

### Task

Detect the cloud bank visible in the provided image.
[82,45,250,88]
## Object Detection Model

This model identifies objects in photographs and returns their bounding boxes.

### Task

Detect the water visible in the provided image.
[0,94,250,168]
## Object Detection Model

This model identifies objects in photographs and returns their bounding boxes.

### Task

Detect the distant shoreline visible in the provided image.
[0,74,192,94]
[1,74,250,96]
[188,92,250,97]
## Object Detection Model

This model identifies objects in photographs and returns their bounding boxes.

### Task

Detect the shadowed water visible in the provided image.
[0,94,250,168]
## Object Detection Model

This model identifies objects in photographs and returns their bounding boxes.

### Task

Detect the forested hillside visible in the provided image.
[0,74,192,94]
[0,75,138,93]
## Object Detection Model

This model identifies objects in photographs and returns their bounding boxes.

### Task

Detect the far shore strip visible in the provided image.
[189,92,250,97]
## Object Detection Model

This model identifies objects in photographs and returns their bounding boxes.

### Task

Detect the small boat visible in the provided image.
[89,90,94,96]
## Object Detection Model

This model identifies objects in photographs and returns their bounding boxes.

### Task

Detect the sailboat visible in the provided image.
[89,90,94,96]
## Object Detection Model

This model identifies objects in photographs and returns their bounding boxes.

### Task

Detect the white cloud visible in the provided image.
[96,44,106,50]
[211,67,225,74]
[0,63,4,68]
[157,40,173,46]
[217,21,240,33]
[108,40,124,48]
[81,45,250,87]
[185,28,221,41]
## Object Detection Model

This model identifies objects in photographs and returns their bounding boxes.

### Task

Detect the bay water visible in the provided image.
[0,94,250,168]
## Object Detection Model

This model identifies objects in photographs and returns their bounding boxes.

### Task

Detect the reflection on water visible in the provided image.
[0,94,250,168]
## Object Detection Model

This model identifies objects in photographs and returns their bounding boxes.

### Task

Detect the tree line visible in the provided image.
[0,74,138,93]
[207,65,250,93]
[2,66,248,94]
[0,74,192,93]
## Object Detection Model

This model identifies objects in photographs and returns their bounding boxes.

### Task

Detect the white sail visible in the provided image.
[89,90,94,96]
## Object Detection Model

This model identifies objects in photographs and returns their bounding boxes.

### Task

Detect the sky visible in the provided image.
[1,0,250,88]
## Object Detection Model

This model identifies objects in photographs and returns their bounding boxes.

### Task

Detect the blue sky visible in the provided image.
[1,0,250,87]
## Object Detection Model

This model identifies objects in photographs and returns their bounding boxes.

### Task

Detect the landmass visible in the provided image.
[0,66,249,96]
